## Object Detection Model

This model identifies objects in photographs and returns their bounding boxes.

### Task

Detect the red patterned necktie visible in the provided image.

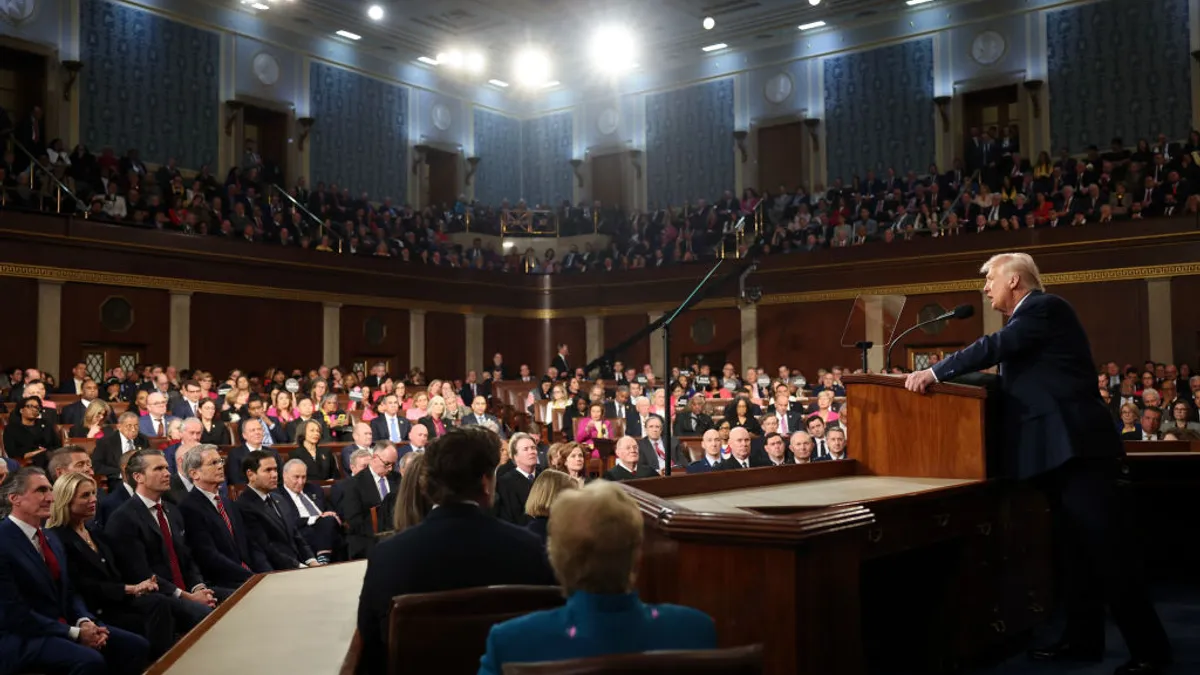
[36,529,61,582]
[214,497,250,571]
[154,504,187,589]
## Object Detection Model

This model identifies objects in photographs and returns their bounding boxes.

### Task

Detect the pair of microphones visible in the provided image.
[884,304,975,372]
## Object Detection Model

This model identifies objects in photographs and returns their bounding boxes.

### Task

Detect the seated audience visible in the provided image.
[477,480,715,674]
[417,395,452,438]
[493,431,542,524]
[288,418,339,481]
[390,452,431,533]
[277,458,345,564]
[235,450,321,570]
[548,442,588,485]
[48,471,176,659]
[718,427,754,470]
[356,427,555,675]
[574,402,613,450]
[195,398,230,445]
[139,392,177,438]
[341,441,400,560]
[753,432,789,466]
[789,431,815,464]
[523,469,579,545]
[46,445,95,482]
[0,467,151,675]
[637,416,688,473]
[1122,407,1163,441]
[3,395,63,468]
[674,395,714,435]
[820,427,848,461]
[370,393,412,445]
[686,429,725,473]
[178,445,268,587]
[60,379,105,427]
[224,418,280,486]
[69,399,114,439]
[604,436,657,481]
[1165,401,1200,434]
[96,450,138,527]
[461,395,505,437]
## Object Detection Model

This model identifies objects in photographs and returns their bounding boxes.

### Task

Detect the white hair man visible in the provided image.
[905,252,1169,672]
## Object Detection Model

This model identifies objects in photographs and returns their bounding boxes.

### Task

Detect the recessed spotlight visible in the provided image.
[512,47,552,87]
[488,79,510,88]
[367,4,384,21]
[437,49,463,68]
[465,51,486,74]
[417,56,438,66]
[701,43,727,52]
[702,16,715,30]
[589,25,637,75]
[335,30,361,40]
[798,21,826,30]
[905,0,934,5]
[809,0,821,5]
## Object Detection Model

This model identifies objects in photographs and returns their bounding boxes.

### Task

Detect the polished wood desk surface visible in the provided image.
[670,474,978,514]
[147,561,366,675]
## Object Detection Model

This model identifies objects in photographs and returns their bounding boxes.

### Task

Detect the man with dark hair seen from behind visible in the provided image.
[905,252,1170,675]
[355,427,555,675]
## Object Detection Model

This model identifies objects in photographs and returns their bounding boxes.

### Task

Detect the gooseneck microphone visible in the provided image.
[885,304,975,372]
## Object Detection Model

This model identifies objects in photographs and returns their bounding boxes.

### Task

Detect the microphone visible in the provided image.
[885,304,975,372]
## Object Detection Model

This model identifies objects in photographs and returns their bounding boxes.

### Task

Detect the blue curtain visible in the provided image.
[473,108,522,206]
[80,0,219,170]
[308,62,409,203]
[520,112,573,207]
[646,79,736,208]
[824,39,934,185]
[1047,0,1192,152]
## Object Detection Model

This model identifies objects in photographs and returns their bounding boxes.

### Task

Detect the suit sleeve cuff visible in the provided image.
[68,626,81,641]
[173,588,183,598]
[930,369,940,383]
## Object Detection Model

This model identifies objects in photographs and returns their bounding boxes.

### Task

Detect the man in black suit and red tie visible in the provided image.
[493,432,542,524]
[0,467,150,675]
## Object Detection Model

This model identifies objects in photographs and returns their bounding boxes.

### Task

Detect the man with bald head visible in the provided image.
[406,423,429,455]
[139,391,179,438]
[718,427,754,470]
[686,429,725,473]
[604,436,657,481]
[342,422,375,476]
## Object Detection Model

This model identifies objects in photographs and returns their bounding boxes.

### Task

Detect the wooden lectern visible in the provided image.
[621,374,1052,675]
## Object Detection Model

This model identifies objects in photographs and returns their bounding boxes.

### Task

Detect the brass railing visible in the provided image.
[500,209,559,236]
[4,135,87,216]
[269,184,326,240]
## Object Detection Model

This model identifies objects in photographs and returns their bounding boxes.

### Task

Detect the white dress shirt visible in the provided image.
[133,492,190,597]
[284,486,321,525]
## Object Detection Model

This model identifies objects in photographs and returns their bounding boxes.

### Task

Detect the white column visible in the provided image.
[36,280,63,376]
[1146,279,1173,365]
[168,291,192,369]
[409,309,426,371]
[648,312,665,376]
[740,304,758,369]
[322,302,341,367]
[981,291,1004,335]
[585,316,604,365]
[465,313,484,375]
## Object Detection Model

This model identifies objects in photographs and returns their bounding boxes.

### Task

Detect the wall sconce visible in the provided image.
[412,144,431,175]
[1022,80,1044,119]
[296,117,315,151]
[629,149,643,180]
[464,156,481,185]
[933,96,952,133]
[804,118,821,153]
[224,100,244,137]
[569,158,584,188]
[61,60,83,101]
[732,130,749,163]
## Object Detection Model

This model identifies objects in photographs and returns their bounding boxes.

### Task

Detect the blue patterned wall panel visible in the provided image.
[1047,0,1191,153]
[473,108,522,206]
[520,112,573,207]
[645,78,736,207]
[823,39,934,184]
[309,61,409,202]
[79,0,219,170]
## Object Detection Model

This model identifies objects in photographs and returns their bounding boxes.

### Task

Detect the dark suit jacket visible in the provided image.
[603,463,658,481]
[171,400,198,420]
[717,456,753,471]
[0,519,93,641]
[341,468,399,559]
[355,503,556,675]
[416,415,450,438]
[287,445,340,481]
[47,525,133,615]
[1120,430,1159,441]
[369,414,411,445]
[604,400,632,421]
[138,415,178,439]
[285,416,332,443]
[104,495,206,597]
[179,487,269,586]
[551,354,570,377]
[636,437,688,472]
[339,445,372,477]
[686,458,723,474]
[163,474,191,507]
[93,432,149,484]
[493,467,538,525]
[931,291,1121,478]
[235,489,315,570]
[61,399,110,427]
[274,484,330,532]
[672,412,714,436]
[97,484,133,526]
[223,445,281,486]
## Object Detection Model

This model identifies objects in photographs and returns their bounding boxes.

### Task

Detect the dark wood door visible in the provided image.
[243,105,289,186]
[81,345,143,382]
[757,121,807,193]
[592,152,626,208]
[426,149,458,211]
[960,85,1019,155]
[0,46,47,151]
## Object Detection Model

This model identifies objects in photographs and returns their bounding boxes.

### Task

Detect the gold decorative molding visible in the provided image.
[2,261,1199,321]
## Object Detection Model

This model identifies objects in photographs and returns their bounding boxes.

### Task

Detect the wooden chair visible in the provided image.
[55,424,73,444]
[387,586,565,675]
[605,417,626,438]
[593,439,617,472]
[66,438,98,456]
[47,394,80,406]
[224,421,241,446]
[227,483,246,502]
[501,645,764,675]
[109,402,129,415]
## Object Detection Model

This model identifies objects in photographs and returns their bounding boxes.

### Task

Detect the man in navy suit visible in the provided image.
[96,450,138,527]
[170,379,204,419]
[277,458,345,564]
[138,392,178,438]
[341,441,400,560]
[235,451,321,570]
[460,395,506,438]
[178,445,269,587]
[356,427,555,675]
[0,467,149,675]
[369,393,411,446]
[906,253,1170,675]
[340,422,375,476]
[685,429,724,473]
[224,418,281,486]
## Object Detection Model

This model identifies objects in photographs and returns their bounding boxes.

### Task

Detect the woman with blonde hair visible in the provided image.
[522,469,580,544]
[478,481,715,673]
[406,391,430,422]
[392,452,432,532]
[1118,402,1140,436]
[48,472,175,658]
[417,395,451,437]
[70,400,112,439]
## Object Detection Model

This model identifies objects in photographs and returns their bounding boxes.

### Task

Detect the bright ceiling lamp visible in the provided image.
[589,25,637,75]
[905,0,934,5]
[512,47,552,88]
[465,50,486,74]
[798,21,826,30]
[702,16,715,30]
[436,49,463,68]
[367,4,384,21]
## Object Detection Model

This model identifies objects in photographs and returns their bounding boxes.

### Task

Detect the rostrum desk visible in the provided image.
[620,374,1053,675]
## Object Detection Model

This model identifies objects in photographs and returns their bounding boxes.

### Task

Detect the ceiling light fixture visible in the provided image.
[809,0,822,5]
[702,16,715,30]
[465,51,486,74]
[367,4,384,21]
[701,43,728,52]
[488,79,510,88]
[512,47,552,87]
[417,56,438,66]
[250,2,269,9]
[335,30,362,40]
[905,0,934,5]
[798,21,826,30]
[589,25,637,75]
[436,49,463,68]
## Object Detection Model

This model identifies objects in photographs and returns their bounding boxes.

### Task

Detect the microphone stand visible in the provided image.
[884,310,959,372]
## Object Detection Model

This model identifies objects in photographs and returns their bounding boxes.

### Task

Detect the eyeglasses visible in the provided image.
[204,459,226,467]
[377,459,395,470]
[23,404,42,411]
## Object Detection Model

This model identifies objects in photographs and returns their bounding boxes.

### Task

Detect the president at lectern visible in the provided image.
[905,253,1170,675]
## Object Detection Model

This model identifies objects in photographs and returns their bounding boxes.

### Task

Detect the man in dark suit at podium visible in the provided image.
[906,252,1170,675]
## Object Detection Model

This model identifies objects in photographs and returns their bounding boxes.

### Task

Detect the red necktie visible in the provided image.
[36,529,61,582]
[213,497,250,571]
[156,419,164,436]
[154,504,187,590]
[655,441,665,461]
